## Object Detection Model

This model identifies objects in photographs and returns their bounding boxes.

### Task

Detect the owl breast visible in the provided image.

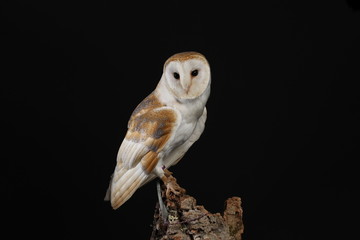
[175,121,197,143]
[171,90,208,142]
[160,120,197,166]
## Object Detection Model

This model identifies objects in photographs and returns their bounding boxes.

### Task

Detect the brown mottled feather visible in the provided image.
[120,93,178,173]
[129,93,163,121]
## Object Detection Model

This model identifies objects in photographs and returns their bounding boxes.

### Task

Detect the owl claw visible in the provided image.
[163,168,173,177]
[165,181,182,198]
[163,178,184,199]
[160,167,184,198]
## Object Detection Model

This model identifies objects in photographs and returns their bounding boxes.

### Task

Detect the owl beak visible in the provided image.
[180,77,191,93]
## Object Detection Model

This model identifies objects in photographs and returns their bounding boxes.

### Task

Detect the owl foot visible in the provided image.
[163,167,173,177]
[165,181,182,198]
[161,176,185,199]
[160,166,185,198]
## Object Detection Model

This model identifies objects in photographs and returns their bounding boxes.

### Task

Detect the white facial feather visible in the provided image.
[163,58,211,100]
[105,51,211,209]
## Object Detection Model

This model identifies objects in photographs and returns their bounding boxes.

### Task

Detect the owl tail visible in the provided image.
[104,162,149,209]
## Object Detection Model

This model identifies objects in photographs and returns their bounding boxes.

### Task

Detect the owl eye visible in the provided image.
[173,72,180,79]
[191,69,198,77]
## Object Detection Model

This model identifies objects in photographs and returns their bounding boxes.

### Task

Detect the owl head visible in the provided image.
[161,52,211,100]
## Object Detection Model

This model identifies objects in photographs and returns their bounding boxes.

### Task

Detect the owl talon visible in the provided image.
[163,168,173,177]
[165,181,182,198]
[162,173,184,198]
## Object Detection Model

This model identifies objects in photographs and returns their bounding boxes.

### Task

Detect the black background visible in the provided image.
[2,0,359,239]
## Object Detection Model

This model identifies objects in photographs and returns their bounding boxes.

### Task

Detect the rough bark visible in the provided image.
[150,175,244,240]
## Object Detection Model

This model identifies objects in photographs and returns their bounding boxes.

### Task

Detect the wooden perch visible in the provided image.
[150,175,244,240]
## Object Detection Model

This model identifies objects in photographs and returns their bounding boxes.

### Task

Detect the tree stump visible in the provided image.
[150,175,244,240]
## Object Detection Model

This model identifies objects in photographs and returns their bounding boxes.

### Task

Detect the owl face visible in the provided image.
[163,52,211,100]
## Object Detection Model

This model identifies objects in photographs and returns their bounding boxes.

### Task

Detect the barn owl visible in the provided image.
[105,51,211,209]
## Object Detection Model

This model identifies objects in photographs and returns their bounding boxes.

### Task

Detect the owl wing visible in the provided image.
[117,106,181,173]
[108,106,180,209]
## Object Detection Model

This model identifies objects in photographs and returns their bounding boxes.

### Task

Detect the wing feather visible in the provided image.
[108,106,180,209]
[117,139,148,169]
[116,106,180,173]
[110,162,148,209]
